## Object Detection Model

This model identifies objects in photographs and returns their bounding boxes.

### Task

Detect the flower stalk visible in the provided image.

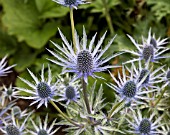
[50,100,83,127]
[82,78,91,114]
[70,8,76,51]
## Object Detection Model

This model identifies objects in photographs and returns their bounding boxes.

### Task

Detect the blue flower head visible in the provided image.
[16,65,58,108]
[57,74,80,105]
[126,59,165,90]
[127,109,163,135]
[52,0,89,9]
[47,27,122,83]
[124,29,169,64]
[107,65,155,106]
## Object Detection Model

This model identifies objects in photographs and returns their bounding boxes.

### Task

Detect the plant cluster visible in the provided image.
[0,0,170,135]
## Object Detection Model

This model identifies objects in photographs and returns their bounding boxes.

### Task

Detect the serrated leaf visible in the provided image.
[2,0,58,49]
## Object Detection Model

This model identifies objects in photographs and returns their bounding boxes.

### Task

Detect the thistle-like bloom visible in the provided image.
[124,29,169,64]
[16,65,58,108]
[27,114,59,135]
[0,56,16,76]
[0,109,32,135]
[59,85,80,105]
[52,0,88,9]
[48,27,122,83]
[107,66,155,106]
[126,59,165,89]
[1,84,19,106]
[127,109,163,135]
[57,74,80,105]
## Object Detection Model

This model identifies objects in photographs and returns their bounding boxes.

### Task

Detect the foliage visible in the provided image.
[0,0,170,134]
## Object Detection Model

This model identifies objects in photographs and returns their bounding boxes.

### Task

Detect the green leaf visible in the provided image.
[10,44,37,72]
[0,29,17,57]
[35,0,69,19]
[89,0,120,14]
[2,0,58,49]
[147,0,170,20]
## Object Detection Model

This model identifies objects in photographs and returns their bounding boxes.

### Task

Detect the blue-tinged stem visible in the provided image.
[70,8,76,51]
[82,78,91,114]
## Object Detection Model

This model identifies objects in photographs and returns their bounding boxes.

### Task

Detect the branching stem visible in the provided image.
[50,100,83,127]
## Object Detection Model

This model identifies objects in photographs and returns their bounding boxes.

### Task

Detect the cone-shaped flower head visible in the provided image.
[52,0,88,9]
[6,124,20,135]
[65,86,76,100]
[138,69,150,85]
[127,109,163,135]
[127,59,164,89]
[57,74,80,104]
[124,29,169,64]
[138,118,151,134]
[122,80,137,98]
[107,65,155,106]
[16,65,58,108]
[1,84,19,106]
[47,27,122,83]
[37,82,52,98]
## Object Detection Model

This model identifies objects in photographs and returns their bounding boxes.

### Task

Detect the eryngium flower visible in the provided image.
[0,110,32,135]
[1,84,19,106]
[52,0,88,9]
[16,65,58,108]
[127,109,163,135]
[57,74,80,104]
[107,66,155,106]
[124,29,169,64]
[27,114,59,135]
[0,56,16,76]
[127,60,165,89]
[47,27,122,83]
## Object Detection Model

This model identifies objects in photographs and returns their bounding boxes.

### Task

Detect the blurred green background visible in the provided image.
[0,0,170,100]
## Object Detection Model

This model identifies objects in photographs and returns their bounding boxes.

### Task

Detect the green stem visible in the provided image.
[82,78,91,114]
[50,100,83,127]
[108,100,124,119]
[102,0,114,35]
[154,87,167,107]
[70,8,76,51]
